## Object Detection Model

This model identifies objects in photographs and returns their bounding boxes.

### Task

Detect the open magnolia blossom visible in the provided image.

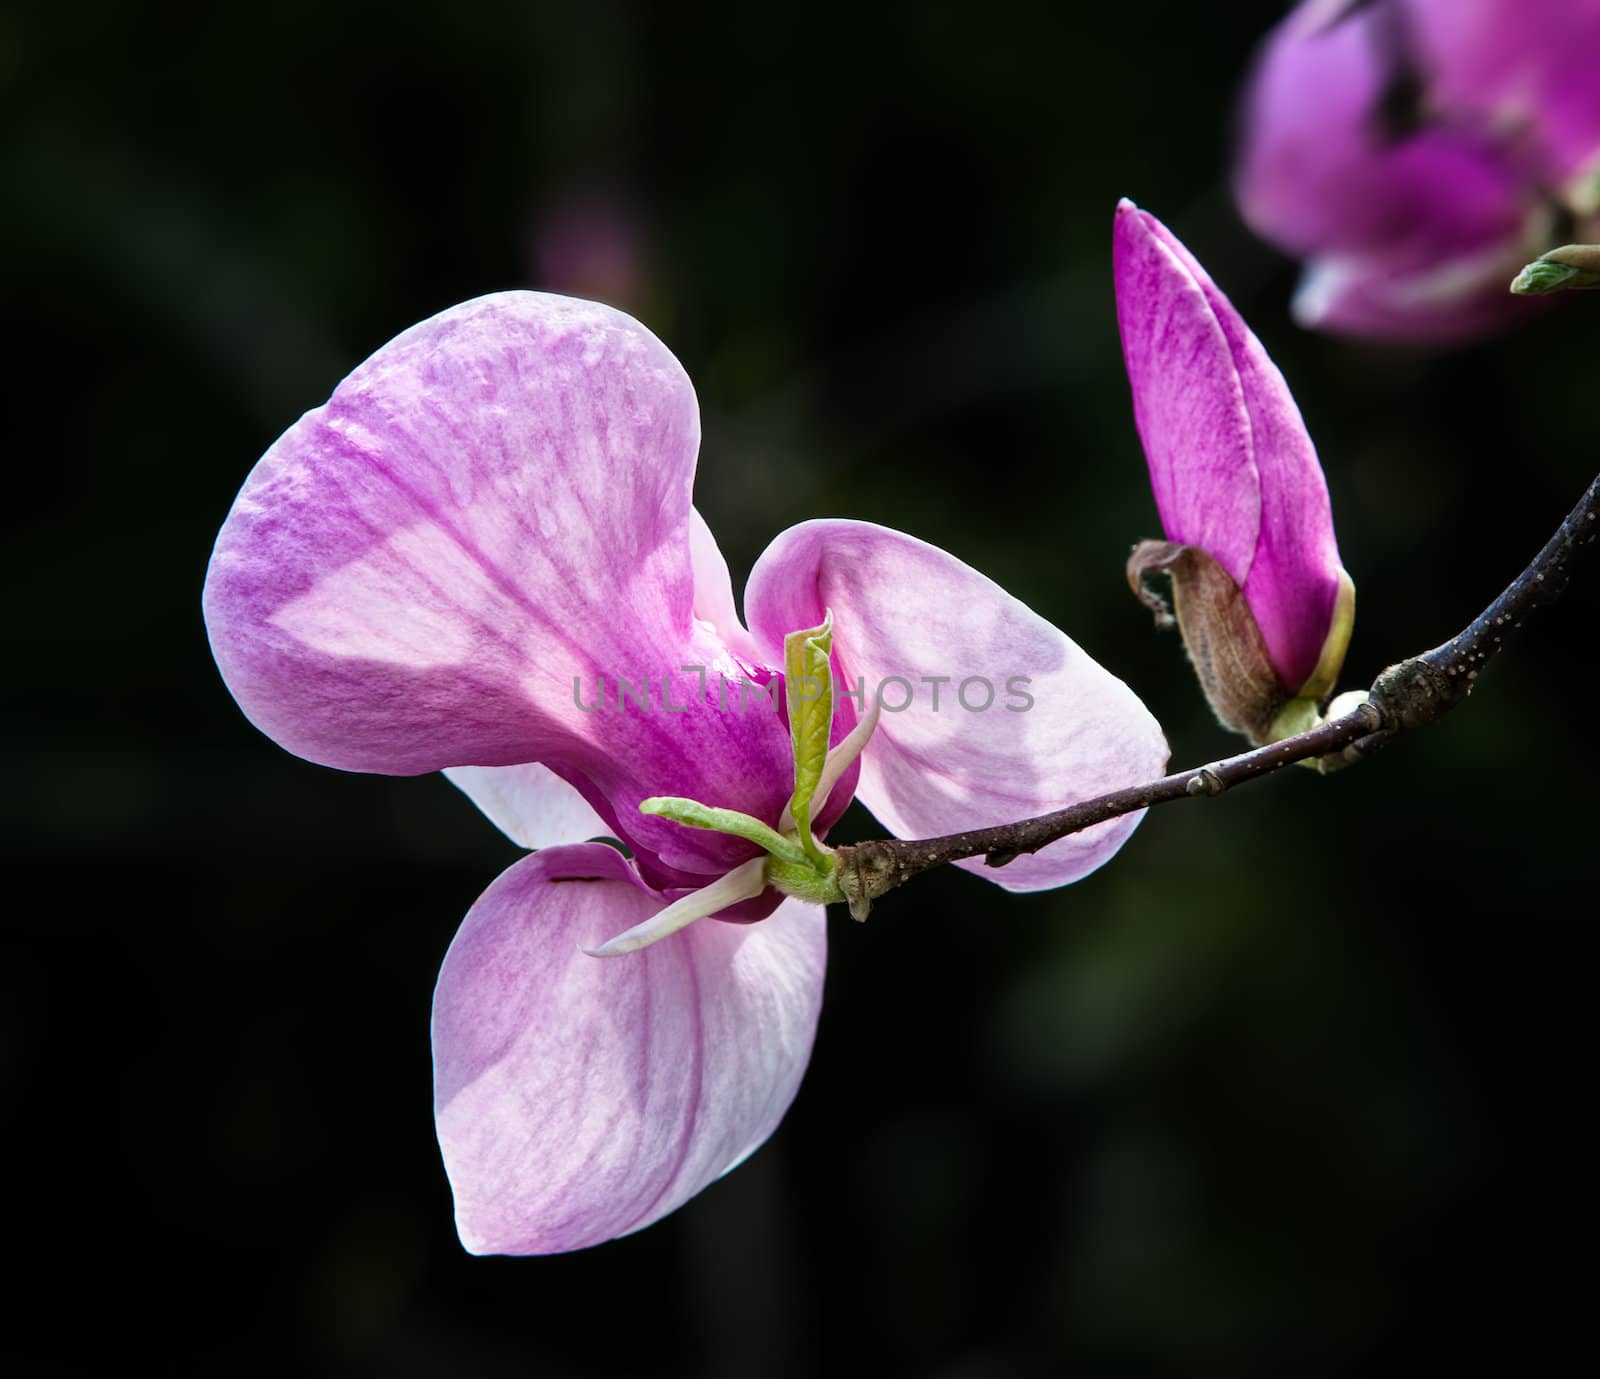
[1235,0,1600,341]
[202,291,1167,1254]
[1115,200,1355,745]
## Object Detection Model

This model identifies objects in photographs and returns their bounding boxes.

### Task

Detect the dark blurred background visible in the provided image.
[7,1,1596,1373]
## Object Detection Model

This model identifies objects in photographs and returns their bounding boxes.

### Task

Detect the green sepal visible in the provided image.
[1511,244,1600,295]
[640,796,809,867]
[783,612,834,866]
[1268,695,1321,743]
[1511,260,1585,295]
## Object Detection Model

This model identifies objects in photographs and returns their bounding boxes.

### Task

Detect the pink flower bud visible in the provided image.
[1115,200,1355,742]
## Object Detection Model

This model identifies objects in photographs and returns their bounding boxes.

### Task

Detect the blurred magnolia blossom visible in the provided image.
[1116,200,1355,744]
[202,292,1166,1254]
[1235,0,1600,342]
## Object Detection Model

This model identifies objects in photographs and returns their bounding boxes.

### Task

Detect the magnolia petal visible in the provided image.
[203,292,699,774]
[443,762,611,851]
[689,506,764,666]
[432,843,826,1255]
[1292,239,1537,343]
[1114,204,1262,595]
[1115,202,1347,692]
[202,292,797,882]
[746,521,1168,892]
[1233,0,1384,257]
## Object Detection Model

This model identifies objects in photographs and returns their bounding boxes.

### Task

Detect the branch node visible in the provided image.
[1371,656,1458,731]
[834,840,904,920]
[1186,768,1226,797]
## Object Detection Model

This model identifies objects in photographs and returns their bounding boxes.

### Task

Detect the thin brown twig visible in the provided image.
[835,471,1600,920]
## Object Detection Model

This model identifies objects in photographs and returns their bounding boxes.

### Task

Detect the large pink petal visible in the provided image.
[443,762,610,850]
[444,510,774,857]
[432,843,826,1255]
[689,506,764,667]
[745,521,1167,892]
[1115,202,1346,691]
[203,292,798,883]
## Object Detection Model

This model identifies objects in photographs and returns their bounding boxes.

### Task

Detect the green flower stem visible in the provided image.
[764,850,846,907]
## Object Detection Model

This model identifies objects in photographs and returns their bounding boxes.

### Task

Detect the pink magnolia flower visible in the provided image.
[1235,0,1600,341]
[1115,200,1355,742]
[202,292,1167,1254]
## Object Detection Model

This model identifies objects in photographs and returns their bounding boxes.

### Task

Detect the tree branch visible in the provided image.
[835,472,1599,920]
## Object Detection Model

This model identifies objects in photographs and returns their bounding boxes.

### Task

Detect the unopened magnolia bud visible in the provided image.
[1511,244,1600,295]
[1116,203,1355,740]
[1127,540,1286,744]
[1544,244,1600,273]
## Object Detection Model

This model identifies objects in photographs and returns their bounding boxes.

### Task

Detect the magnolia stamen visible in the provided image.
[581,858,767,959]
